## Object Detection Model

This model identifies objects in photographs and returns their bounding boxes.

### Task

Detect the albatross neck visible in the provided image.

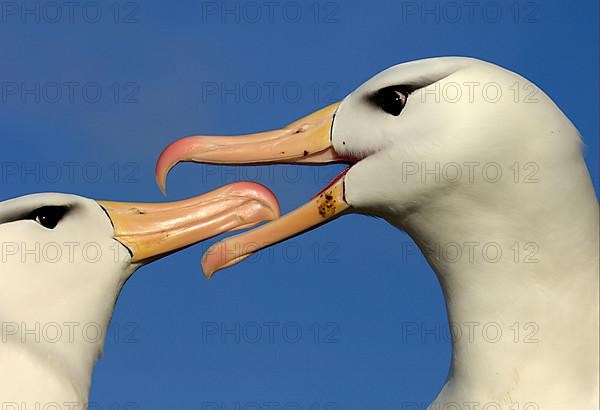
[401,156,599,408]
[0,270,131,406]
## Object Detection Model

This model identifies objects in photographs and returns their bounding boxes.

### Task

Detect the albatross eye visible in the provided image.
[375,86,409,116]
[28,206,69,230]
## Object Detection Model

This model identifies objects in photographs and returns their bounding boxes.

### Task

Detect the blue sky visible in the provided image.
[1,0,598,408]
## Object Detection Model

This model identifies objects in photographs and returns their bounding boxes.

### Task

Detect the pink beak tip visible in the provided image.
[156,178,168,196]
[201,247,220,279]
[154,162,168,196]
[155,137,192,195]
[235,181,281,218]
[203,268,216,280]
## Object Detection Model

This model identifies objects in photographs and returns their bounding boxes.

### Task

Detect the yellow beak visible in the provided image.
[98,182,279,263]
[155,103,342,194]
[155,103,354,277]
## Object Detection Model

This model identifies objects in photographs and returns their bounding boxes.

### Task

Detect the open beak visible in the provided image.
[155,103,355,278]
[97,182,279,263]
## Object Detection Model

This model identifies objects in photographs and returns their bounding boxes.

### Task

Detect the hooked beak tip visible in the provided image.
[203,268,215,280]
[202,251,251,280]
[155,155,172,196]
[156,175,168,196]
[155,137,192,195]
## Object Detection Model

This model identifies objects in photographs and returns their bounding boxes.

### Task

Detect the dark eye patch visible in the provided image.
[369,85,413,116]
[26,206,70,230]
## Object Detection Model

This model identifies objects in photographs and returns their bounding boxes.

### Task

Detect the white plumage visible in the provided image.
[334,59,598,409]
[0,184,279,406]
[0,194,132,405]
[157,57,600,409]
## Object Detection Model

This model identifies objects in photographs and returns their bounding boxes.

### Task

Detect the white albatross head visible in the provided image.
[156,57,599,408]
[0,183,278,404]
[156,57,593,274]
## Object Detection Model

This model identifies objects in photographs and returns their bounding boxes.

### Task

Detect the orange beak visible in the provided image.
[97,182,279,263]
[155,103,355,277]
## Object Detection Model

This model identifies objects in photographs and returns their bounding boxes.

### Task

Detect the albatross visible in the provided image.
[0,182,279,406]
[156,57,599,409]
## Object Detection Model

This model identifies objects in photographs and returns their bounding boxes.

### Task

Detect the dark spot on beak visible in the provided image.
[303,150,309,156]
[317,191,338,218]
